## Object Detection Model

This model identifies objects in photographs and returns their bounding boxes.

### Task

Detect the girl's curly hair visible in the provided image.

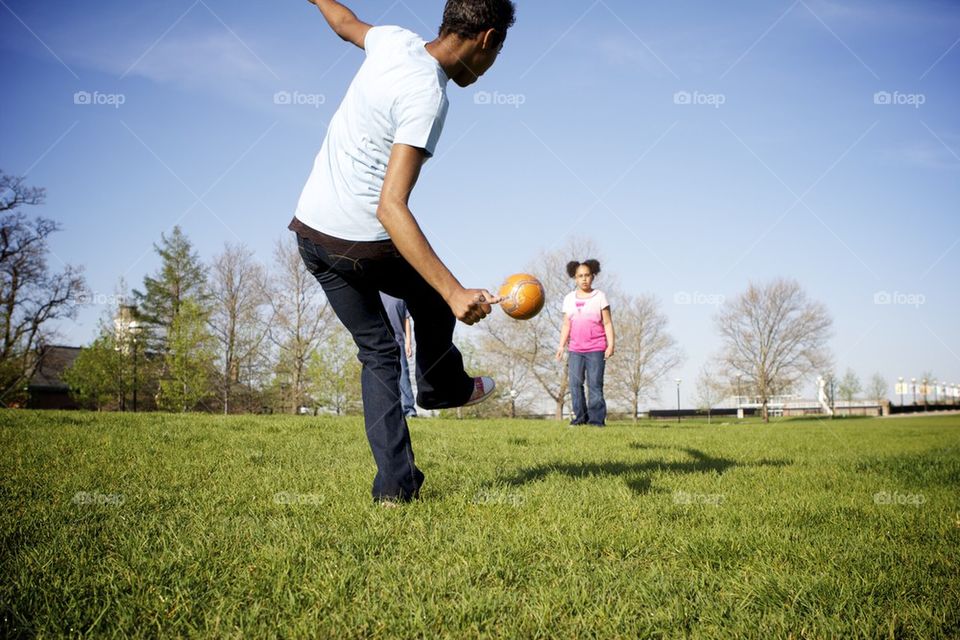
[566,259,601,278]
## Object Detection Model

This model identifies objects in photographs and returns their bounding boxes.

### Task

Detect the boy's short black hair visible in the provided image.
[566,259,601,278]
[439,0,516,43]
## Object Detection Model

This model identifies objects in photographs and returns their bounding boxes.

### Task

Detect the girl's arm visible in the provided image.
[602,307,615,359]
[556,314,571,360]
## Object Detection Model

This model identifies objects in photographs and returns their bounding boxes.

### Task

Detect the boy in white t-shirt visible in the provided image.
[289,0,516,504]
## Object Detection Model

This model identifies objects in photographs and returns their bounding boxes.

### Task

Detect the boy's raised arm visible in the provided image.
[306,0,372,49]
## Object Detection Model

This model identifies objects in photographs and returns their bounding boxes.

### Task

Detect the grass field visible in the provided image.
[2,411,959,638]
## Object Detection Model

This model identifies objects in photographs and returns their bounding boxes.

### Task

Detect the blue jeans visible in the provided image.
[295,234,474,501]
[568,350,606,425]
[397,346,416,417]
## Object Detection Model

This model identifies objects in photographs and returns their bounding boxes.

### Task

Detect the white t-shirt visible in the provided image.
[294,26,450,242]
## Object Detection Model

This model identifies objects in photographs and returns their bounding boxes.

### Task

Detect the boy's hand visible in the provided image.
[448,288,501,325]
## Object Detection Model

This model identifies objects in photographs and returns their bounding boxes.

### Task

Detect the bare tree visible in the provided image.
[209,243,271,413]
[0,172,87,404]
[695,364,724,424]
[481,238,604,419]
[268,236,329,413]
[868,372,887,406]
[715,278,832,422]
[838,368,862,404]
[475,327,537,417]
[607,293,683,421]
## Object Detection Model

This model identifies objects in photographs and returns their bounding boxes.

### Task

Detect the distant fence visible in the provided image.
[888,403,960,415]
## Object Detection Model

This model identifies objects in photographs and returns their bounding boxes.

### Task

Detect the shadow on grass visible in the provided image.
[494,445,792,495]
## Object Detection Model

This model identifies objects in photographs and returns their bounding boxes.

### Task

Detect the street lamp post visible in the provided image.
[933,379,939,406]
[675,378,682,424]
[127,318,142,413]
[131,331,139,413]
[911,378,917,405]
[898,376,904,406]
[923,378,929,411]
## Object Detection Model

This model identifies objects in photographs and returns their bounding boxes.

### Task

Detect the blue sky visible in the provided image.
[2,0,958,407]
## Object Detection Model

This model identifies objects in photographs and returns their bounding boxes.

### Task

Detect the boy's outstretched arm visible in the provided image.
[378,143,500,326]
[305,0,371,49]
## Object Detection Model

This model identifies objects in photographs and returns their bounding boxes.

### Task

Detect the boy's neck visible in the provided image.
[425,36,474,85]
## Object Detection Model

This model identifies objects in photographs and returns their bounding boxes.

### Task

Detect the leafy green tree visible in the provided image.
[64,331,126,410]
[157,299,216,412]
[306,326,361,415]
[133,226,209,352]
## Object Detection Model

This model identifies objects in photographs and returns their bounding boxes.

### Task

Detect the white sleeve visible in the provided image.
[394,90,448,157]
[598,291,610,310]
[364,25,401,55]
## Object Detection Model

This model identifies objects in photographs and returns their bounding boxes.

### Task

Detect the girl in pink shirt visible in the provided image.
[555,259,615,426]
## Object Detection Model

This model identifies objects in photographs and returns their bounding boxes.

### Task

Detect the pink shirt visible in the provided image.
[562,290,609,353]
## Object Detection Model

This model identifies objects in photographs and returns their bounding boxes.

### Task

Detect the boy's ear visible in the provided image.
[480,28,504,51]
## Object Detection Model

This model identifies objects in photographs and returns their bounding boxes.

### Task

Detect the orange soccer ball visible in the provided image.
[498,273,545,320]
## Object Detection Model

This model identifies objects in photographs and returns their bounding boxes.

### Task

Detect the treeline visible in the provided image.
[64,226,359,414]
[8,172,907,421]
[63,232,689,417]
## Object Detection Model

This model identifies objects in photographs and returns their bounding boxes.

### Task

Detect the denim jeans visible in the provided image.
[398,348,416,417]
[295,234,474,501]
[568,350,606,425]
